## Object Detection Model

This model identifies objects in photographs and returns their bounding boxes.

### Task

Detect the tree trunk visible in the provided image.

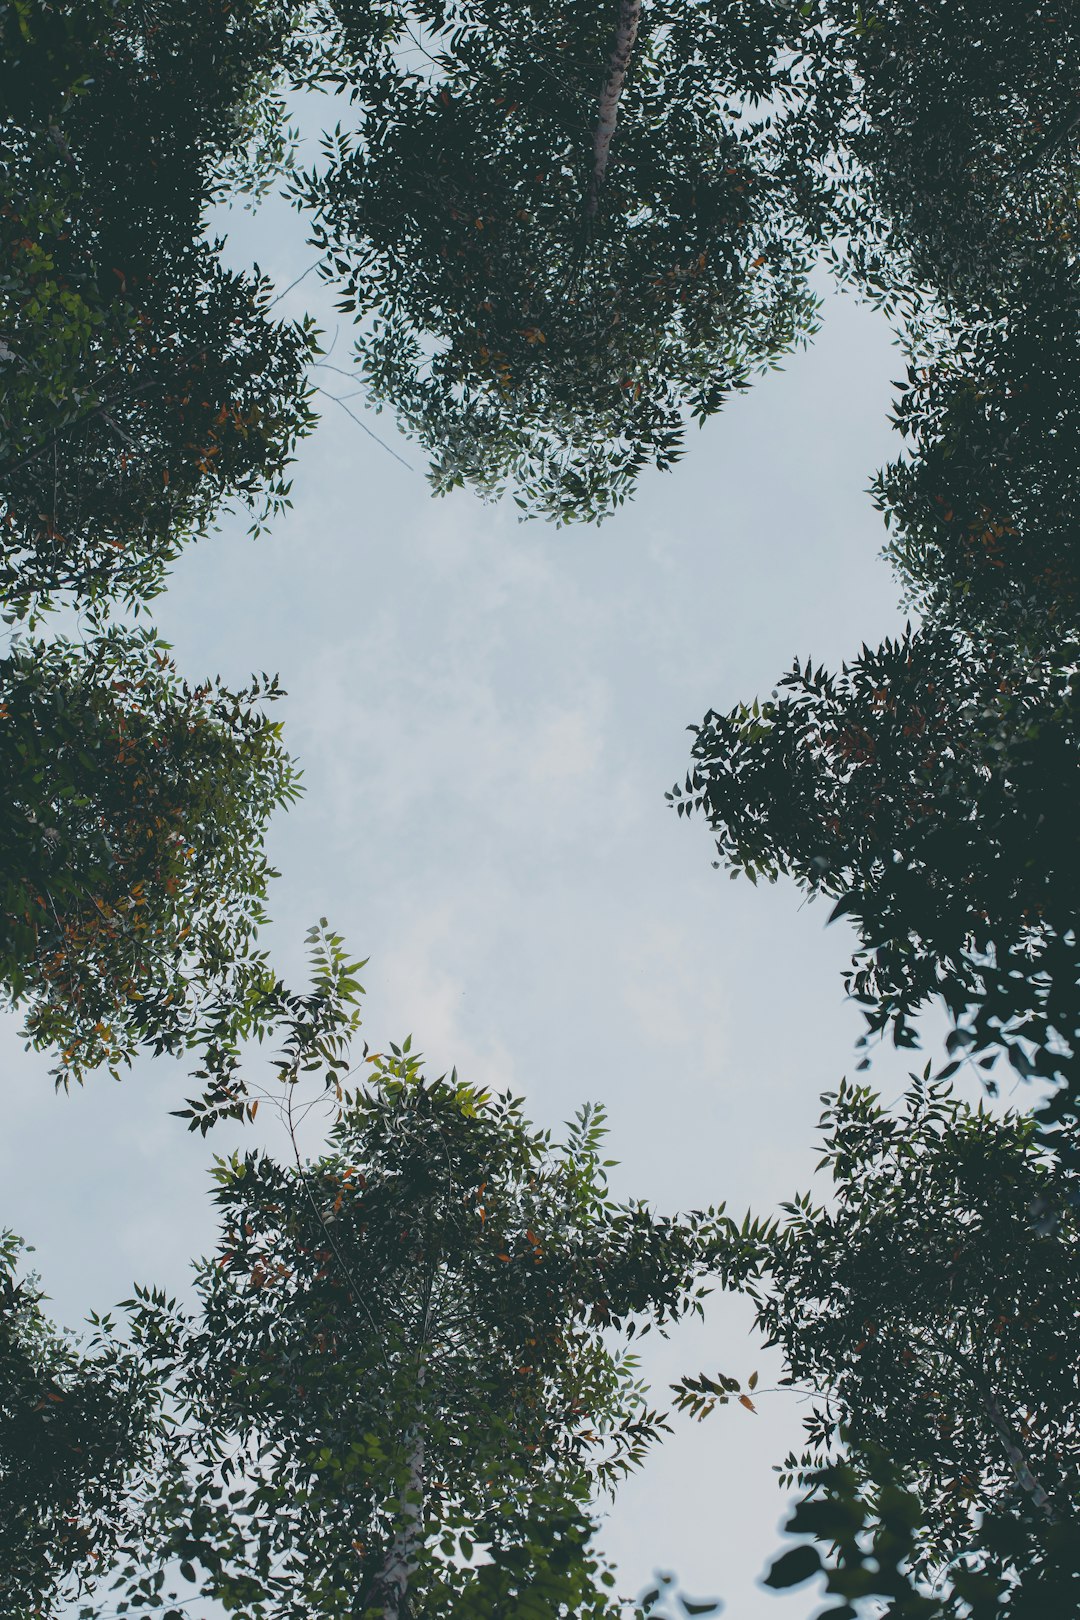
[584,0,641,219]
[375,1368,427,1620]
[981,1387,1057,1522]
[927,1329,1059,1522]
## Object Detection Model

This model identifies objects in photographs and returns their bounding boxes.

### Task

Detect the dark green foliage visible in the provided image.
[0,1231,160,1616]
[118,1046,727,1616]
[0,0,317,616]
[877,261,1080,639]
[803,1,1080,313]
[673,625,1080,1120]
[742,1080,1080,1583]
[0,625,298,1083]
[292,0,820,520]
[764,1445,1080,1619]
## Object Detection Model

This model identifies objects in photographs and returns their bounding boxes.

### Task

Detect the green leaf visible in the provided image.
[762,1544,822,1589]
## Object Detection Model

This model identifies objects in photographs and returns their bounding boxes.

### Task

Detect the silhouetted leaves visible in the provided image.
[676,625,1080,1125]
[289,0,821,520]
[1,0,317,617]
[0,1232,161,1615]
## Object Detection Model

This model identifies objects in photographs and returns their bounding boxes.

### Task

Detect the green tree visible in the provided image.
[794,1,1080,315]
[0,1231,161,1617]
[762,1444,1080,1619]
[0,624,298,1085]
[875,259,1080,641]
[288,0,820,521]
[728,1079,1080,1591]
[671,625,1080,1139]
[0,0,316,617]
[116,1039,728,1617]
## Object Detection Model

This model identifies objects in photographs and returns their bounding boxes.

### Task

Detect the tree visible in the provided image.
[0,1231,161,1617]
[0,0,317,617]
[287,0,821,521]
[794,1,1080,316]
[875,258,1080,641]
[115,1040,728,1617]
[730,1079,1080,1593]
[761,1443,1080,1620]
[670,624,1080,1140]
[0,624,298,1085]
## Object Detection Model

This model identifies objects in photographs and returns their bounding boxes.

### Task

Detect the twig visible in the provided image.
[314,385,415,472]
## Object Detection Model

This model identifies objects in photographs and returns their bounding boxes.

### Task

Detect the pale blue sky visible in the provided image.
[3,184,968,1617]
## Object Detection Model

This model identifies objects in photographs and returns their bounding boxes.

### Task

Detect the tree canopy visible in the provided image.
[791,0,1080,317]
[104,1044,727,1618]
[876,259,1080,641]
[735,1079,1080,1613]
[0,0,316,616]
[0,1231,160,1617]
[288,0,821,520]
[671,624,1080,1132]
[0,625,297,1085]
[3,1,1080,1613]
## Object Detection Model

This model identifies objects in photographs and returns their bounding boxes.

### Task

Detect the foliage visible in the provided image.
[763,1444,1080,1620]
[287,0,821,521]
[112,1041,729,1617]
[737,1079,1080,1588]
[0,624,298,1084]
[762,1446,938,1619]
[795,1,1080,316]
[876,259,1080,640]
[672,625,1080,1130]
[0,0,317,617]
[177,918,369,1136]
[0,1231,161,1616]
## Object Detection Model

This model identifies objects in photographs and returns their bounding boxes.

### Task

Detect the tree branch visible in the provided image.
[924,1328,1059,1522]
[583,0,641,219]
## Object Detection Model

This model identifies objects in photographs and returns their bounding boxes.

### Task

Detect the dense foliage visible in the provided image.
[289,0,821,520]
[0,625,297,1083]
[672,625,1080,1131]
[788,1,1080,316]
[111,1052,726,1617]
[764,1444,1080,1619]
[738,1080,1080,1575]
[3,1,1080,1613]
[747,1079,1080,1618]
[0,1231,160,1616]
[0,0,316,616]
[877,261,1080,640]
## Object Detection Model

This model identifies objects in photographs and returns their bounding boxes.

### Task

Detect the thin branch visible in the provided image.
[313,386,415,472]
[266,258,325,308]
[924,1328,1059,1521]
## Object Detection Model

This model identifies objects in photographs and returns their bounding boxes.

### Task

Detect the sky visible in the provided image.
[1,176,974,1617]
